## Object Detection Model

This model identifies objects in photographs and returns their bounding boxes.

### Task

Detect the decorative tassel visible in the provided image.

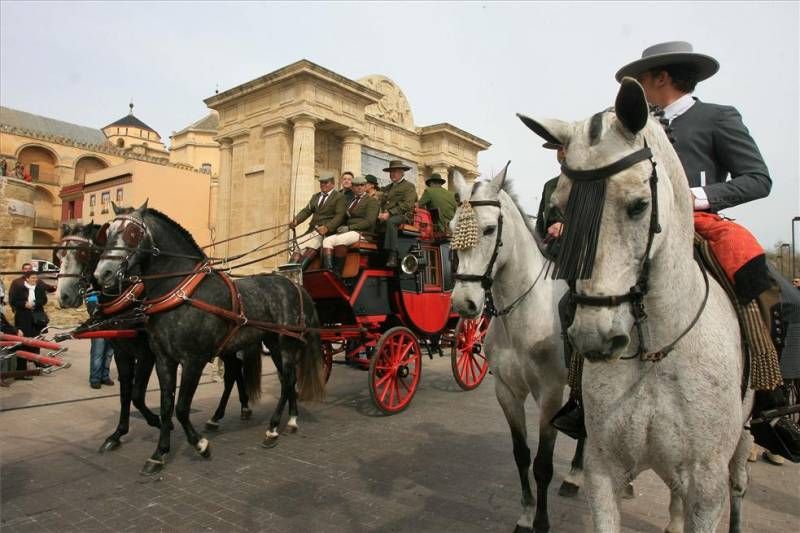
[452,202,479,250]
[552,179,607,280]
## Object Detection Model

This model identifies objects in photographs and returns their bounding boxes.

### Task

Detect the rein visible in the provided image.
[562,140,709,361]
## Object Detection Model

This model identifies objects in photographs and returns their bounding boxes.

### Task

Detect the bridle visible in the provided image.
[562,139,709,361]
[55,235,98,297]
[96,215,157,287]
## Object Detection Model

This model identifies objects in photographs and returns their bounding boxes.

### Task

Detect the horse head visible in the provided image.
[518,78,692,360]
[449,164,515,318]
[93,200,152,289]
[56,220,101,308]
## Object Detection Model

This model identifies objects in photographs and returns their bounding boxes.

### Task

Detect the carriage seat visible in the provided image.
[348,240,378,253]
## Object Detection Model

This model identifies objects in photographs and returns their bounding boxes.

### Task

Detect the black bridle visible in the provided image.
[55,235,98,297]
[562,140,709,361]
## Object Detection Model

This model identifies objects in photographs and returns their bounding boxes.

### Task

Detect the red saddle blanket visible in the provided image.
[693,212,770,302]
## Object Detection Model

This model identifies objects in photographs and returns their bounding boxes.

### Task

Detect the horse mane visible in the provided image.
[499,178,540,241]
[144,208,207,258]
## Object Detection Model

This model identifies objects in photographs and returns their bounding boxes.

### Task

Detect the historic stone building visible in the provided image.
[204,59,490,268]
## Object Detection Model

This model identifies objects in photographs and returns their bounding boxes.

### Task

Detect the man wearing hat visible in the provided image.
[378,160,418,267]
[418,173,457,233]
[616,40,771,211]
[288,175,346,270]
[364,174,383,205]
[320,175,380,277]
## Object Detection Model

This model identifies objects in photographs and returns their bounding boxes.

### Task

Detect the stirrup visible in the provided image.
[550,399,586,440]
[750,415,800,463]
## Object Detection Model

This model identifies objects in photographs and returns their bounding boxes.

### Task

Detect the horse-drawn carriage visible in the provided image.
[292,207,491,414]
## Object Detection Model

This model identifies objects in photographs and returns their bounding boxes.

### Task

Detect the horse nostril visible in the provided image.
[610,335,628,353]
[466,299,477,313]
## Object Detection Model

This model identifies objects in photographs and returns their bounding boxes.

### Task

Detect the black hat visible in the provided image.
[425,173,446,186]
[364,174,379,185]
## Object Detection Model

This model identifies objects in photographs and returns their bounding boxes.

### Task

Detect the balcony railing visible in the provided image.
[34,215,60,230]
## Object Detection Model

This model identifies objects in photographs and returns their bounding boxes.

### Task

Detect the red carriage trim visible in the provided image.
[72,330,138,339]
[0,334,62,351]
[396,291,452,335]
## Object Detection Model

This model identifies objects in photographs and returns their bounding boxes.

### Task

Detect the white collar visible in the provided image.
[662,94,696,123]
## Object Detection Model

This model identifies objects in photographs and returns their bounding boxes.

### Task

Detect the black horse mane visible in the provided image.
[143,208,207,259]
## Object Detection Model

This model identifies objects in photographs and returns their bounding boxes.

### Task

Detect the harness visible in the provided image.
[452,200,546,317]
[561,140,710,361]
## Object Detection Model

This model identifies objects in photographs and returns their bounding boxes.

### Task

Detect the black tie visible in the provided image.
[318,192,328,209]
[651,106,676,145]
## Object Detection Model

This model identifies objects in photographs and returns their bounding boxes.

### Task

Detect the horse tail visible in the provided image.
[243,351,262,403]
[295,292,326,402]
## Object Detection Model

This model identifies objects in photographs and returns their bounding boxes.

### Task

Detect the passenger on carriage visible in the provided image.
[338,171,355,203]
[288,175,346,270]
[550,40,799,461]
[377,160,418,268]
[321,175,379,277]
[418,173,457,234]
[364,174,383,205]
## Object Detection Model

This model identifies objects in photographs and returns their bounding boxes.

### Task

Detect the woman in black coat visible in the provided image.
[9,272,48,373]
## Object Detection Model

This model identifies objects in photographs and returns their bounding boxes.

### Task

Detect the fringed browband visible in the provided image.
[553,145,654,280]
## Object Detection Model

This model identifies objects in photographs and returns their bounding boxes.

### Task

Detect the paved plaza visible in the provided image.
[1,339,798,532]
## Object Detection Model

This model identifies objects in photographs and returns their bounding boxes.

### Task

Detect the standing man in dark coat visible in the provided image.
[288,175,346,270]
[378,160,418,267]
[418,173,457,233]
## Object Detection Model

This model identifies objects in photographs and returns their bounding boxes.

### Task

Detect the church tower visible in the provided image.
[103,102,169,160]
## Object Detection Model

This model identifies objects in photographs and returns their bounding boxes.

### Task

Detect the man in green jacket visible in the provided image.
[378,160,418,267]
[418,173,457,233]
[288,175,346,270]
[321,175,380,276]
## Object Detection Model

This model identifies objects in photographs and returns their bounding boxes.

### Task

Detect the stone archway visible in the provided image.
[33,186,58,229]
[16,145,59,185]
[74,155,108,183]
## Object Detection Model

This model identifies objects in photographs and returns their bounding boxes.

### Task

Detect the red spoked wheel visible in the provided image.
[451,315,490,390]
[369,327,422,415]
[321,342,335,383]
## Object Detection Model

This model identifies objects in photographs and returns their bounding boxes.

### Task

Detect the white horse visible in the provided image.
[519,79,753,533]
[450,167,581,533]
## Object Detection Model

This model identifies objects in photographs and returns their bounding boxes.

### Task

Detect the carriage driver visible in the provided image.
[288,175,346,270]
[378,160,418,268]
[321,175,379,277]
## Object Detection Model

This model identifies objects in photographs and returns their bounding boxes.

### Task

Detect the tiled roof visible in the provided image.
[172,111,219,136]
[104,113,158,134]
[0,106,108,145]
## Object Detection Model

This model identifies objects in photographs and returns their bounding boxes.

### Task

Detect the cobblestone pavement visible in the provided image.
[1,340,797,532]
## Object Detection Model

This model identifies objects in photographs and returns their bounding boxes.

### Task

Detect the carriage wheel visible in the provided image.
[369,327,422,415]
[451,315,490,390]
[322,342,334,383]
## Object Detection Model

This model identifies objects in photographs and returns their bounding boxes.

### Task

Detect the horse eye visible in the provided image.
[483,226,496,236]
[627,199,649,218]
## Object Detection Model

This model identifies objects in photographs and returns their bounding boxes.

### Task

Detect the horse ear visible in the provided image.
[516,113,572,146]
[615,77,648,134]
[452,170,471,203]
[489,161,511,193]
[111,201,121,215]
[61,223,71,237]
[138,199,149,211]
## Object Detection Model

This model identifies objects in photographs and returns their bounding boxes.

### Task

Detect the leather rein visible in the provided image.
[562,140,710,362]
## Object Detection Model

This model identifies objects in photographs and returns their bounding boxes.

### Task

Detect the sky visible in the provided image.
[1,1,797,248]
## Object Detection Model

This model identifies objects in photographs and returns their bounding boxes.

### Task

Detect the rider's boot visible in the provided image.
[322,248,334,271]
[299,248,318,271]
[551,291,587,439]
[386,250,399,268]
[289,251,303,264]
[333,245,348,278]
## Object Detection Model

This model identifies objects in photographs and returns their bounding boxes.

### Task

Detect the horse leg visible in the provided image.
[495,379,534,533]
[262,349,288,448]
[284,352,299,434]
[141,357,177,476]
[233,358,252,420]
[99,348,134,453]
[683,460,729,533]
[131,349,161,429]
[585,446,625,533]
[174,360,210,458]
[531,389,562,533]
[728,430,753,533]
[559,437,585,497]
[206,357,236,430]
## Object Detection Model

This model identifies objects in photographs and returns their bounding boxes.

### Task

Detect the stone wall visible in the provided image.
[361,146,418,189]
[0,176,35,289]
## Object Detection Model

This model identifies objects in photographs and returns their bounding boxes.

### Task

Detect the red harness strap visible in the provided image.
[99,283,145,316]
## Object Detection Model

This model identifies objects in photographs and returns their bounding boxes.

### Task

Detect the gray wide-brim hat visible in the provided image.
[383,160,411,172]
[615,41,719,83]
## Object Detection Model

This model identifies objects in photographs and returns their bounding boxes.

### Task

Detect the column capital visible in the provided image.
[261,119,291,137]
[290,112,323,128]
[338,129,365,143]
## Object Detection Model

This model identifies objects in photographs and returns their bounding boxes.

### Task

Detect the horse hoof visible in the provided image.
[196,438,211,458]
[205,419,220,431]
[98,438,120,454]
[284,425,298,435]
[261,437,279,449]
[140,458,165,476]
[622,483,636,500]
[240,408,252,420]
[558,480,580,498]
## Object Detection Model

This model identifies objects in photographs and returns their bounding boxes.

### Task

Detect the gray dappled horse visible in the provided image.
[93,203,325,474]
[450,168,581,533]
[521,79,753,533]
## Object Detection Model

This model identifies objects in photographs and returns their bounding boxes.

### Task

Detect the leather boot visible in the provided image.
[299,248,317,271]
[289,251,302,264]
[386,251,399,268]
[333,245,348,278]
[322,248,334,271]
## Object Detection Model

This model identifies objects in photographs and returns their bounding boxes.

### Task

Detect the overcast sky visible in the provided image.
[1,1,797,248]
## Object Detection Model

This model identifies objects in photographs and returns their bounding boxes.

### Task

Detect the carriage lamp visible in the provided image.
[401,245,428,275]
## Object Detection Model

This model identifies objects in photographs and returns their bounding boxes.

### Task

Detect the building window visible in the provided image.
[29,164,39,179]
[200,163,212,174]
[116,188,123,202]
[101,191,110,214]
[117,138,125,148]
[89,194,96,216]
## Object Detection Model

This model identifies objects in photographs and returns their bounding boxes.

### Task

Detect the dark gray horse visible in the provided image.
[93,203,325,475]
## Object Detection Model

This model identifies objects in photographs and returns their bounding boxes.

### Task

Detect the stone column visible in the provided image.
[215,138,233,257]
[290,114,319,231]
[340,131,363,178]
[262,121,292,270]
